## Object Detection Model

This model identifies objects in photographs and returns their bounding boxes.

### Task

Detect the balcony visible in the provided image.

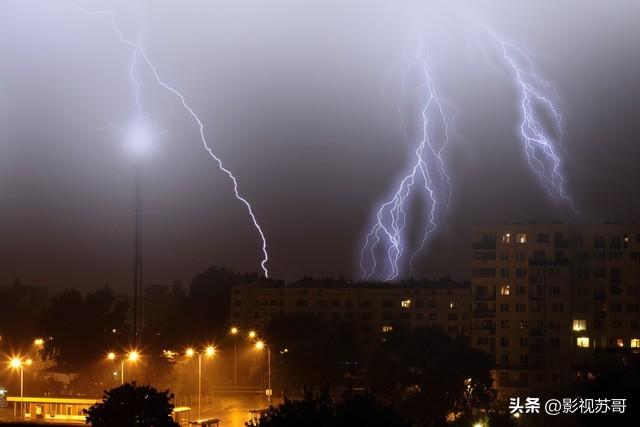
[528,258,570,267]
[473,292,497,301]
[472,241,496,250]
[529,327,545,336]
[554,239,569,249]
[529,344,545,354]
[529,291,544,300]
[472,310,496,318]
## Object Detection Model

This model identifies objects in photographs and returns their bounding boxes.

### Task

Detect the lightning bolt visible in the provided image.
[360,56,453,281]
[74,7,270,277]
[486,28,573,206]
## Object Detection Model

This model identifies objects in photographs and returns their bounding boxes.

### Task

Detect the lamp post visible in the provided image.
[185,346,215,420]
[230,327,239,389]
[254,340,271,404]
[126,121,152,341]
[9,357,32,417]
[107,351,139,385]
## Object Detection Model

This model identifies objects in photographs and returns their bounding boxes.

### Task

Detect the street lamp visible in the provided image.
[254,340,271,404]
[125,120,153,341]
[185,346,216,420]
[8,357,32,417]
[107,351,140,385]
[230,327,239,389]
[248,330,257,339]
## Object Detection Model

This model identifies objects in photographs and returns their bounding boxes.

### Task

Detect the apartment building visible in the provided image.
[471,223,640,398]
[230,278,470,348]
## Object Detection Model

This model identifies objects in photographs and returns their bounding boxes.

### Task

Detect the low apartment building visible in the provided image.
[230,278,470,348]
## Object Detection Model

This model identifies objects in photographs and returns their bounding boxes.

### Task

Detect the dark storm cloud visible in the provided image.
[1,0,639,290]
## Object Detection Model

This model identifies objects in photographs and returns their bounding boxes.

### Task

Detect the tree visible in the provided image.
[84,382,178,427]
[368,326,495,427]
[38,287,128,369]
[572,357,640,426]
[0,279,48,346]
[249,387,408,427]
[149,266,259,348]
[264,314,356,390]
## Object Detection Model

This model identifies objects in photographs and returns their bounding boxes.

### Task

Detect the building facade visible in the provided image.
[230,278,470,348]
[471,223,640,398]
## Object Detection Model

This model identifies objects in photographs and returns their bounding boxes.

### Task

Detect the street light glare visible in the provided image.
[34,338,44,346]
[230,327,238,335]
[25,359,33,366]
[9,358,21,369]
[255,340,265,351]
[205,346,215,357]
[185,348,195,358]
[128,351,139,362]
[107,352,116,361]
[248,330,257,339]
[126,121,153,158]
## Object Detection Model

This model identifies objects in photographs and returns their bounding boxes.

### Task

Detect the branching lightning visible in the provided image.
[360,56,453,281]
[80,7,270,277]
[486,29,573,206]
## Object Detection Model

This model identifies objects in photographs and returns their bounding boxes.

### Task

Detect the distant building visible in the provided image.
[230,277,470,348]
[471,223,640,398]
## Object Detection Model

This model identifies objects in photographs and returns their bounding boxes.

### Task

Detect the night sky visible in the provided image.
[1,0,639,291]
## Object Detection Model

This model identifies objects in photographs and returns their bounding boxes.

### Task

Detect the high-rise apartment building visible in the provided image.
[471,223,640,398]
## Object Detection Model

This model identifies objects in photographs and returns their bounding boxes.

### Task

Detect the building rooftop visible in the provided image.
[237,277,468,290]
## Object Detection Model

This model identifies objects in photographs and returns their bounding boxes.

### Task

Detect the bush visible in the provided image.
[84,382,178,427]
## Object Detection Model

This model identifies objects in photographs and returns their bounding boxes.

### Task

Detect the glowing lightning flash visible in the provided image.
[360,58,453,281]
[487,29,573,206]
[85,9,270,277]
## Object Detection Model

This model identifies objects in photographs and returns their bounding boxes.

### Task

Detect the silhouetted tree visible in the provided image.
[249,387,407,427]
[369,326,495,427]
[84,382,178,427]
[150,266,259,347]
[573,357,640,426]
[265,314,356,390]
[38,287,127,369]
[0,279,48,345]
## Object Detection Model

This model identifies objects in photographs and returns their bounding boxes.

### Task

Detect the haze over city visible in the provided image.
[1,0,639,291]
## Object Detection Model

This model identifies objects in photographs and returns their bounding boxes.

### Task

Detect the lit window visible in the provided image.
[382,325,393,333]
[616,338,624,348]
[401,299,411,308]
[502,233,511,244]
[576,337,590,348]
[572,319,587,332]
[449,300,459,309]
[631,339,640,348]
[500,285,510,296]
[517,233,527,244]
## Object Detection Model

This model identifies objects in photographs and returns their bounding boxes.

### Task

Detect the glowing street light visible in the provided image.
[248,330,257,339]
[230,327,240,389]
[185,346,216,420]
[33,338,44,347]
[254,341,271,404]
[8,357,30,417]
[107,351,140,385]
[125,121,154,159]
